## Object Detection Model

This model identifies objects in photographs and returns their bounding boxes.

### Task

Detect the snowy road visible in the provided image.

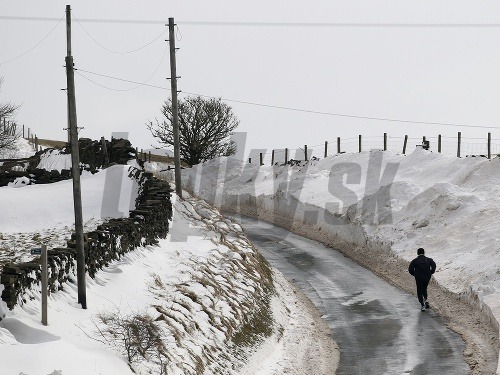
[231,214,469,375]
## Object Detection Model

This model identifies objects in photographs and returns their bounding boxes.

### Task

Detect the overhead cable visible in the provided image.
[0,15,63,66]
[4,16,500,28]
[73,15,167,54]
[71,68,500,130]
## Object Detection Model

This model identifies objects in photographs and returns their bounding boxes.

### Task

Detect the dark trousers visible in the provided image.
[415,278,430,306]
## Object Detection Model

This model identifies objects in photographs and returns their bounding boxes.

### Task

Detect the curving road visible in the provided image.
[230,214,469,375]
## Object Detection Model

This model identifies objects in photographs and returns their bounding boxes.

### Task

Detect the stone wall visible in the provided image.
[0,168,173,310]
[0,138,137,187]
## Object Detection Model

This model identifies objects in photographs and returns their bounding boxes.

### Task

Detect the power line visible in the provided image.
[73,15,167,54]
[75,68,170,90]
[75,43,168,91]
[0,15,64,66]
[5,15,500,27]
[72,68,500,131]
[181,91,500,130]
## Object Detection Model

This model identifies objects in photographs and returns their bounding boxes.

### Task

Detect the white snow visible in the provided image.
[0,152,335,373]
[181,148,500,373]
[0,138,36,159]
[0,164,138,233]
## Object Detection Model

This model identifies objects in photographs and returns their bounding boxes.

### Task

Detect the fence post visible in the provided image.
[259,152,263,166]
[324,141,328,158]
[384,133,387,151]
[488,133,491,159]
[358,135,362,153]
[248,157,252,164]
[285,148,288,164]
[35,136,39,151]
[337,137,341,154]
[148,151,151,163]
[457,132,461,157]
[438,135,442,153]
[41,244,48,326]
[23,124,25,138]
[403,135,408,154]
[304,145,308,161]
[271,150,275,165]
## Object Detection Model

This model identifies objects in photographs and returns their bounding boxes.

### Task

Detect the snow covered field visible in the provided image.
[182,148,500,373]
[0,140,337,374]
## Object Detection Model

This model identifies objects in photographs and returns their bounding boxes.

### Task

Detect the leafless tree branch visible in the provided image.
[147,96,239,166]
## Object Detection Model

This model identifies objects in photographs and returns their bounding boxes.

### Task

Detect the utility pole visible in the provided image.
[65,5,86,309]
[168,17,182,199]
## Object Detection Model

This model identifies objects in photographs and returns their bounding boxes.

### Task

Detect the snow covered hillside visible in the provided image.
[182,148,500,373]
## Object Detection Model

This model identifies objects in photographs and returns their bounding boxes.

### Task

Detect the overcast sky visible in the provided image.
[2,1,500,161]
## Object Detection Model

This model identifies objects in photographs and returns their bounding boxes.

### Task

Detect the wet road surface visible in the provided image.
[229,214,469,375]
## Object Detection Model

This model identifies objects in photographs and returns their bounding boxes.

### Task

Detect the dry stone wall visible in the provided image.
[0,168,172,310]
[0,138,137,186]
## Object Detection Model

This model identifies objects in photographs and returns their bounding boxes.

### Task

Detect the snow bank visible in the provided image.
[0,195,288,375]
[182,149,500,373]
[0,165,139,233]
[0,138,35,159]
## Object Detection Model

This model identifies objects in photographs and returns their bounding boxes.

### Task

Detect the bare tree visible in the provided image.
[0,78,20,155]
[147,96,239,166]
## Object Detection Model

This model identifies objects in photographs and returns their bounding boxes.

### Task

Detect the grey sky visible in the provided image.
[2,1,500,161]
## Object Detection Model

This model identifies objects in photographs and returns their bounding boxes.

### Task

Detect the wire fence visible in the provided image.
[0,116,41,157]
[247,132,500,166]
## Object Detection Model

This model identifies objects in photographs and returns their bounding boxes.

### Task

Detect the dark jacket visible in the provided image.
[408,255,436,281]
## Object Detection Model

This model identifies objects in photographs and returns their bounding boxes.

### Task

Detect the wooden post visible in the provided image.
[271,150,275,165]
[35,136,39,151]
[324,141,328,158]
[22,124,25,138]
[259,152,263,166]
[27,128,30,139]
[169,17,182,199]
[488,132,491,159]
[384,133,387,151]
[457,132,461,157]
[403,135,408,154]
[358,135,362,153]
[304,145,308,161]
[41,244,48,326]
[285,148,288,164]
[140,149,144,161]
[148,151,151,162]
[337,137,341,154]
[438,135,442,153]
[135,147,138,160]
[248,157,252,164]
[66,4,86,309]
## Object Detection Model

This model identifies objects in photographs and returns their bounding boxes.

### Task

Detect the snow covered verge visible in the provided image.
[0,194,338,374]
[181,149,500,374]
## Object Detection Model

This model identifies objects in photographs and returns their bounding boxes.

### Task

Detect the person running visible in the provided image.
[408,247,436,311]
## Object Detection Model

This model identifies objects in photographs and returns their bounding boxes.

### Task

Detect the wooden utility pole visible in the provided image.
[403,135,408,154]
[457,132,461,157]
[168,18,182,199]
[324,141,328,158]
[65,5,86,309]
[438,134,442,153]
